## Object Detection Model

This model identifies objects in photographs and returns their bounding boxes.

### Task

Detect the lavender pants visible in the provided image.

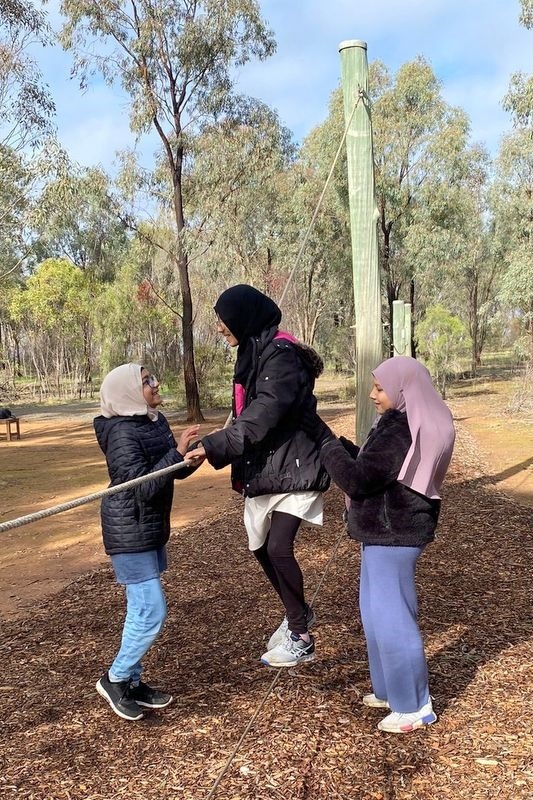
[359,544,430,713]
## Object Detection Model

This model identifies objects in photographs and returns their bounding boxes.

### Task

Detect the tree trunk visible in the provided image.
[470,276,479,377]
[382,224,398,357]
[176,252,204,421]
[171,143,204,422]
[409,278,416,358]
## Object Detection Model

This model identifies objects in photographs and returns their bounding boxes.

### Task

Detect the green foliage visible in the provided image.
[520,0,533,27]
[32,164,129,281]
[492,128,533,361]
[502,2,533,126]
[10,257,92,331]
[0,0,54,151]
[416,305,471,397]
[59,0,277,418]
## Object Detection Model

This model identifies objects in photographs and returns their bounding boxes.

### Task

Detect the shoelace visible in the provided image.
[120,678,136,702]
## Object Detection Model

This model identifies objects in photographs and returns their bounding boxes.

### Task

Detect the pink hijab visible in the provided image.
[373,356,455,500]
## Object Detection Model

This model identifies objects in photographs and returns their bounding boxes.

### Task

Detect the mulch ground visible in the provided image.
[1,413,533,800]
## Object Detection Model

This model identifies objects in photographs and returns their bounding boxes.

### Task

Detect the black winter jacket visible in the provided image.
[320,409,440,546]
[203,332,330,497]
[94,413,193,555]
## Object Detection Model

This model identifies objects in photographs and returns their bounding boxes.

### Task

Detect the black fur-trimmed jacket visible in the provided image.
[320,409,440,546]
[202,330,330,498]
[94,413,194,555]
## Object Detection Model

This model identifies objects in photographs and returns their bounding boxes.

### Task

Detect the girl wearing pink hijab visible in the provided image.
[306,356,455,733]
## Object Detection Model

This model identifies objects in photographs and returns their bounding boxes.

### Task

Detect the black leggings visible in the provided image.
[253,510,309,635]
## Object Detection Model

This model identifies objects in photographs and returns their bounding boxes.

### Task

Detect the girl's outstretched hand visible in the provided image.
[177,425,201,456]
[186,442,206,462]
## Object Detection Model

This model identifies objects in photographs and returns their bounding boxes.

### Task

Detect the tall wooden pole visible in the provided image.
[392,299,406,355]
[404,302,412,357]
[339,40,383,443]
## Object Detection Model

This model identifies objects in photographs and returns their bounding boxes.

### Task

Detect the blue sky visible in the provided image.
[35,0,531,172]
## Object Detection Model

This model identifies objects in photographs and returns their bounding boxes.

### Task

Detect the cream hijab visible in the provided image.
[100,363,158,421]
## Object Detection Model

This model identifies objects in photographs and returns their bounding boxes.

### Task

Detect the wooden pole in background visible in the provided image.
[339,40,383,443]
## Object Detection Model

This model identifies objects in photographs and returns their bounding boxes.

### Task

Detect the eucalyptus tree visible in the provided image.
[59,0,275,420]
[492,129,533,362]
[503,0,533,126]
[185,102,294,297]
[0,0,55,285]
[0,0,54,152]
[403,144,499,373]
[95,254,181,379]
[264,88,353,353]
[415,305,470,398]
[9,257,95,395]
[298,60,472,358]
[32,165,129,281]
[370,58,471,341]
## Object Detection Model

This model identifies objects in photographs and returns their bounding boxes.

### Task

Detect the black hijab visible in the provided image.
[214,285,282,383]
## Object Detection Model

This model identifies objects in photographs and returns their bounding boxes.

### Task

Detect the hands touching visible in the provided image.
[186,442,206,462]
[177,425,202,457]
[179,426,220,464]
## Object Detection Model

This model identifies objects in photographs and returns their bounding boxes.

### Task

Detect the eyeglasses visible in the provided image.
[142,375,159,388]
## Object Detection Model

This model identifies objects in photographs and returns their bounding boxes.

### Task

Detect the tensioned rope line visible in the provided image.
[277,87,364,309]
[222,86,365,434]
[0,459,194,534]
[204,525,347,800]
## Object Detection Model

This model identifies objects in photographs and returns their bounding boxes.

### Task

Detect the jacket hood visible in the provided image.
[293,341,324,379]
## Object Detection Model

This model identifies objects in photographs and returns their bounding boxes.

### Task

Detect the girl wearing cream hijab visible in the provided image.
[94,363,202,721]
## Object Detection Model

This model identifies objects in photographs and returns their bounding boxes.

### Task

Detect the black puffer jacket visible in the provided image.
[320,409,440,546]
[94,413,192,555]
[203,332,330,497]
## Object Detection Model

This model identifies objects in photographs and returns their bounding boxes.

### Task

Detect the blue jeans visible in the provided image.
[359,544,429,713]
[109,577,167,683]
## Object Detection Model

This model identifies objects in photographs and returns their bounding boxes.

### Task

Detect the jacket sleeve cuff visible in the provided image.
[202,430,231,470]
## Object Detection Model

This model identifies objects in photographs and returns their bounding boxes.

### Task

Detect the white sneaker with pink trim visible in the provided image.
[377,700,436,733]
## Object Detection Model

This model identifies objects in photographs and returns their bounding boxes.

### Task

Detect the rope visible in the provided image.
[277,88,364,308]
[0,459,194,534]
[204,525,346,800]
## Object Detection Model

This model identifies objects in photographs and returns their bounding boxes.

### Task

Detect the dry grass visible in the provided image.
[1,413,533,799]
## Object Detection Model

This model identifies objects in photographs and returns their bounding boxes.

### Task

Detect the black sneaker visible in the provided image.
[96,672,144,721]
[129,680,173,709]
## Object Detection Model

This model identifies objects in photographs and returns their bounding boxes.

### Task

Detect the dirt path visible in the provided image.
[2,383,532,622]
[2,412,533,800]
[0,410,235,619]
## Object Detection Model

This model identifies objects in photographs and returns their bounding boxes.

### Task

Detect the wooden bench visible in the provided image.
[2,417,20,441]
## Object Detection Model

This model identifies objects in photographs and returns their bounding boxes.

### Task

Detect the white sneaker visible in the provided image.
[377,700,437,733]
[362,693,390,709]
[261,632,316,667]
[267,606,316,650]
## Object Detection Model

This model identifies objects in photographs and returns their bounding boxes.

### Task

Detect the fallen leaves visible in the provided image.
[1,413,533,799]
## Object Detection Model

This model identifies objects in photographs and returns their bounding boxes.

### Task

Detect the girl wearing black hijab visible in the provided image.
[188,285,329,667]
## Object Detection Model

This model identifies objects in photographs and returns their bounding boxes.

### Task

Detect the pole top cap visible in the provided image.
[338,40,367,52]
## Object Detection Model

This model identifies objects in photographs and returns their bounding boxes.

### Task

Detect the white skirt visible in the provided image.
[243,491,324,551]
